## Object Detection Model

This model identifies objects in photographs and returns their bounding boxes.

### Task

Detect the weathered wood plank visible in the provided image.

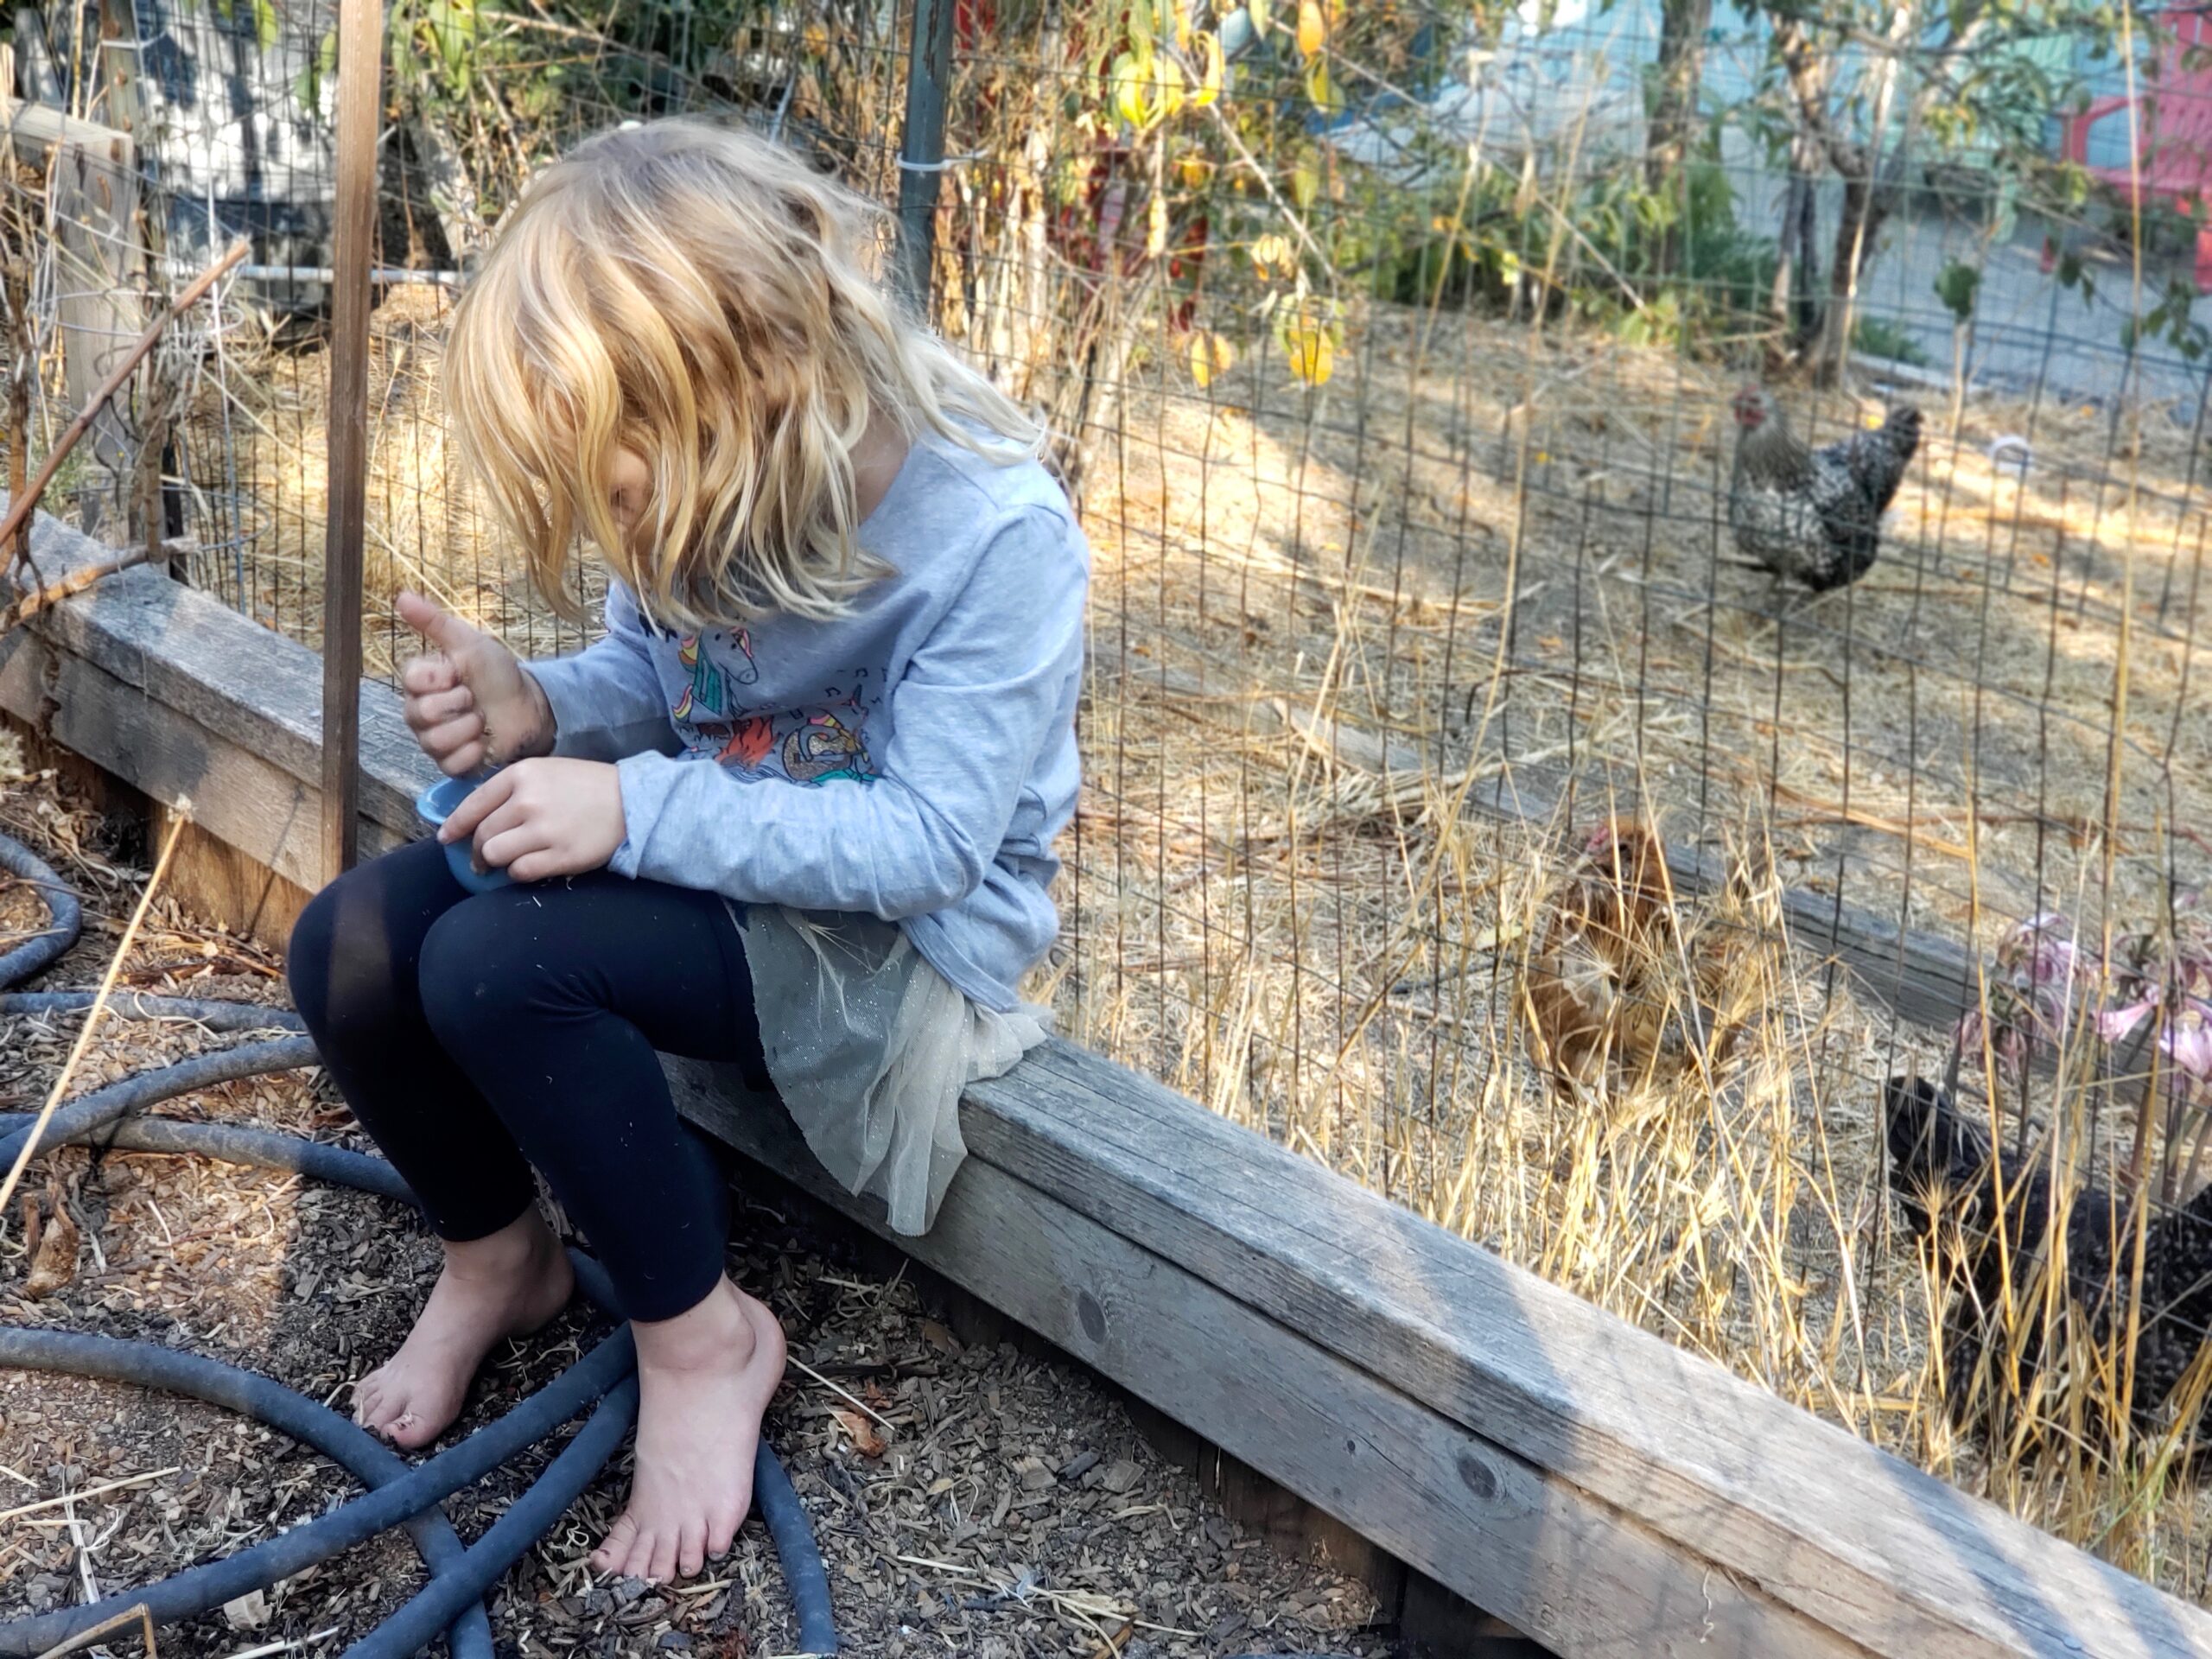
[0,630,410,885]
[668,1060,1872,1659]
[3,505,432,836]
[957,1039,2212,1659]
[8,97,143,536]
[0,98,131,152]
[14,501,2211,1658]
[1,511,431,844]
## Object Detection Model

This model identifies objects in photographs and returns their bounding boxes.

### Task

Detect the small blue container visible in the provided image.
[415,773,513,893]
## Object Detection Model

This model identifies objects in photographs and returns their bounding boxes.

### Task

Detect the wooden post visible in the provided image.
[35,104,138,538]
[319,0,380,883]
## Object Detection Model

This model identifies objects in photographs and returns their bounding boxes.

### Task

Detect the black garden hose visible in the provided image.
[0,1325,499,1659]
[0,1035,323,1167]
[1,988,308,1032]
[0,1110,416,1201]
[0,832,79,988]
[0,828,840,1656]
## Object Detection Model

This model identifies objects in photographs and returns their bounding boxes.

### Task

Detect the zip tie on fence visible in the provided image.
[896,149,986,172]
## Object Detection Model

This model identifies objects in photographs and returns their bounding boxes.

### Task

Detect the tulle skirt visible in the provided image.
[734,905,1051,1236]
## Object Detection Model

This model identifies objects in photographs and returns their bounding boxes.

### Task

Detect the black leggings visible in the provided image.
[286,837,767,1322]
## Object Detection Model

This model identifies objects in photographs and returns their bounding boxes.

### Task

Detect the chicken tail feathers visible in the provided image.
[1880,403,1923,465]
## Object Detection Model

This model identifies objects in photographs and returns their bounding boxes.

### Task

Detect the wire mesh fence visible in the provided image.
[10,0,2212,1599]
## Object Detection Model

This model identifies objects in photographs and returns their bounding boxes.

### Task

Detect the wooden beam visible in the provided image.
[0,98,132,154]
[319,0,382,881]
[8,503,2212,1658]
[668,1060,1872,1659]
[0,509,427,853]
[947,1040,2212,1659]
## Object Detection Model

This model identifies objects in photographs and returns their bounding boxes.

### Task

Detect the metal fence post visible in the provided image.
[320,0,380,882]
[893,0,956,315]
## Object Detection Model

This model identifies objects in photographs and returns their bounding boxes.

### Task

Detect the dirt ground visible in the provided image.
[0,753,1387,1658]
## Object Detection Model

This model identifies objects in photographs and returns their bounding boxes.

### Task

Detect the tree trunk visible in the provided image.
[1645,0,1714,274]
[1813,168,1901,384]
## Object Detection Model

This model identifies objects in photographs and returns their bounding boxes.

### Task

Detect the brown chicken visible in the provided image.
[1520,819,1751,1096]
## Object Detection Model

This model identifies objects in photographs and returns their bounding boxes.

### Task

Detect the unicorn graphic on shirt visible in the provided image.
[671,628,758,721]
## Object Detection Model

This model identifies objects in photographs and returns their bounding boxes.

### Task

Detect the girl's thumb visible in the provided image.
[397,590,479,652]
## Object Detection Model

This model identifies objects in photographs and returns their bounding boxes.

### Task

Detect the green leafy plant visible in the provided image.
[1851,315,1933,366]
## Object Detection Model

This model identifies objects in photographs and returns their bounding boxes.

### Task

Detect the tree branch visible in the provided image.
[0,239,247,560]
[0,542,193,633]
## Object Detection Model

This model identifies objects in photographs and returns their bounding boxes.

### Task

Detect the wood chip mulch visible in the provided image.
[0,751,1389,1658]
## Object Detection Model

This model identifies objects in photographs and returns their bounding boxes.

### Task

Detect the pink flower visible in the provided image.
[2099,994,2159,1045]
[2164,1000,2212,1082]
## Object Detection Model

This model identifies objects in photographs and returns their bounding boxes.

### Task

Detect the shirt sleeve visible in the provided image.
[526,582,680,764]
[607,506,1086,919]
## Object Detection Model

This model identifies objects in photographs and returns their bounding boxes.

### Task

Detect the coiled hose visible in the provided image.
[0,830,839,1657]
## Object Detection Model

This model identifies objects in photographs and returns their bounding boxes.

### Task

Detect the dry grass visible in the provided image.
[149,269,2212,1600]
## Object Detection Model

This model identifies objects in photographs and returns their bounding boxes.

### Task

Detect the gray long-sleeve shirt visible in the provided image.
[528,433,1087,1012]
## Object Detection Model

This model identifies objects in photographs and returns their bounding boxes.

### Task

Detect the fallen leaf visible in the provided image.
[1296,0,1326,56]
[831,1408,888,1458]
[24,1189,78,1300]
[223,1590,270,1630]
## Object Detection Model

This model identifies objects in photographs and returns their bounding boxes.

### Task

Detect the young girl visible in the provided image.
[284,118,1085,1586]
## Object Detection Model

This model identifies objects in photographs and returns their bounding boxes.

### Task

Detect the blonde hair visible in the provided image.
[445,117,1043,627]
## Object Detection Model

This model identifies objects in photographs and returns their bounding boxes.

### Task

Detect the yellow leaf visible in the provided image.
[1248,0,1271,38]
[1286,319,1333,385]
[1297,0,1326,57]
[1173,0,1192,53]
[1305,55,1341,117]
[1147,194,1168,258]
[1191,331,1236,387]
[1291,157,1320,211]
[1179,151,1213,187]
[1250,232,1294,277]
[803,22,830,56]
[1192,30,1224,106]
[1154,52,1185,120]
[1111,52,1148,129]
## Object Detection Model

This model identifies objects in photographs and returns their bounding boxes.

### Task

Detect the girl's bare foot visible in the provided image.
[354,1208,574,1449]
[590,1276,786,1583]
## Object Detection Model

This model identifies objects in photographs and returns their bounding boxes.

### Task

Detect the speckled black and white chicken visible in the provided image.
[1727,387,1921,592]
[1884,1075,2212,1437]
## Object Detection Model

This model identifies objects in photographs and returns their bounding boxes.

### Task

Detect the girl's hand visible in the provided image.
[440,759,626,881]
[398,591,556,775]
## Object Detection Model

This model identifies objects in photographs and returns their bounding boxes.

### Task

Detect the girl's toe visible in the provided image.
[643,1529,680,1586]
[388,1408,435,1449]
[591,1515,639,1575]
[704,1502,741,1560]
[677,1521,707,1580]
